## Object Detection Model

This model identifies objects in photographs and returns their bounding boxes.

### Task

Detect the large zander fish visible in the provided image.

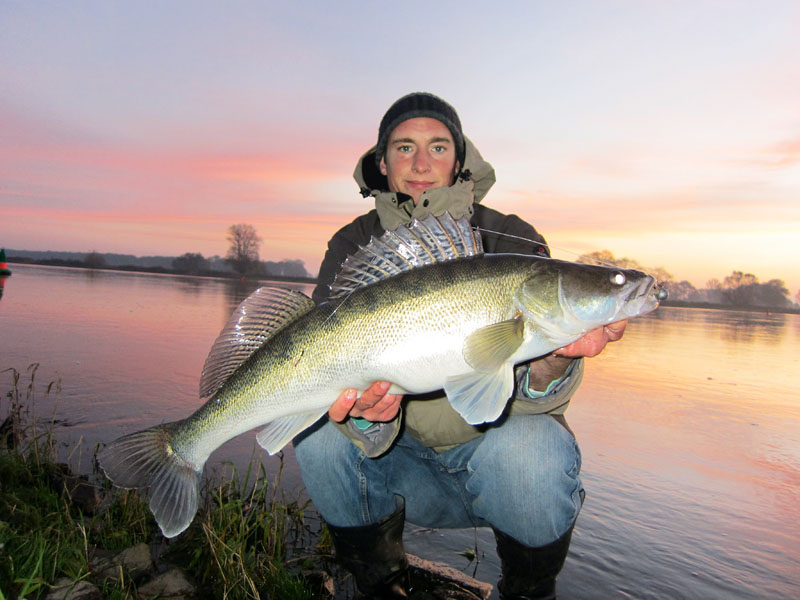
[99,213,664,537]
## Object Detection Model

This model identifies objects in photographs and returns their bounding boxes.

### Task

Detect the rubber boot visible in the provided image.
[493,525,575,600]
[326,502,409,599]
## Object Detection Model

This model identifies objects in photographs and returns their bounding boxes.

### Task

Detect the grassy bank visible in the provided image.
[0,365,330,599]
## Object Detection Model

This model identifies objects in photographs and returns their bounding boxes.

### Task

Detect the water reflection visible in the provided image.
[176,277,211,296]
[703,310,787,344]
[646,306,789,345]
[222,278,265,317]
[560,308,800,599]
[3,266,799,599]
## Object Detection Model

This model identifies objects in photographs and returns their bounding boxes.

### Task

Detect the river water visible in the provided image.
[1,264,798,599]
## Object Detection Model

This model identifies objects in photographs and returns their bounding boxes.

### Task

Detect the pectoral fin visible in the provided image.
[256,409,328,455]
[463,317,524,372]
[444,362,515,425]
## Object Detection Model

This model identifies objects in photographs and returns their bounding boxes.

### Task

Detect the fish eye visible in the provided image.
[610,271,626,286]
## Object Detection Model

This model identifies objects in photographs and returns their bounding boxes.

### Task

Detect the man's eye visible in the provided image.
[398,145,412,152]
[432,145,448,153]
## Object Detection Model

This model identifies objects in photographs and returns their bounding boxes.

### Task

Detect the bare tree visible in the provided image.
[226,224,262,276]
[84,251,106,269]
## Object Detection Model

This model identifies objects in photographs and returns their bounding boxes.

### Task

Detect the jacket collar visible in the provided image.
[353,137,497,231]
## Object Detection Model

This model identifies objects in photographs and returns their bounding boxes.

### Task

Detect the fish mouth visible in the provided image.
[618,275,662,319]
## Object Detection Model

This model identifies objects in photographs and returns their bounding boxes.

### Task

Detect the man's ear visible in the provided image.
[379,156,387,176]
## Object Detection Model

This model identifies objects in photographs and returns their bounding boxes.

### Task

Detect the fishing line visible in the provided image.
[322,289,352,325]
[477,226,667,293]
[476,227,613,266]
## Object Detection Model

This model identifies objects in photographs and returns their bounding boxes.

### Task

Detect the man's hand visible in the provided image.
[328,381,404,423]
[554,320,628,358]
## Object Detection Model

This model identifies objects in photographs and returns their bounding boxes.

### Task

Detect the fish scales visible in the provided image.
[174,255,527,464]
[99,213,663,537]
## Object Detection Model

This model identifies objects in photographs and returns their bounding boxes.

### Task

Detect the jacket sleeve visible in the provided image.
[511,358,584,416]
[312,232,358,305]
[312,211,383,305]
[332,414,404,458]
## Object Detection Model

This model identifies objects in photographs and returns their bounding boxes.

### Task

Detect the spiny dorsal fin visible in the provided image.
[199,286,315,398]
[329,212,483,300]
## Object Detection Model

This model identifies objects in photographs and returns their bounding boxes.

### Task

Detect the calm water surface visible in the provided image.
[1,264,798,599]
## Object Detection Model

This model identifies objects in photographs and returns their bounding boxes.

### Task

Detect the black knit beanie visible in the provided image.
[375,92,465,168]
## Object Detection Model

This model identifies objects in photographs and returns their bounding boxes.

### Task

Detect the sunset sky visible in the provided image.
[2,1,799,294]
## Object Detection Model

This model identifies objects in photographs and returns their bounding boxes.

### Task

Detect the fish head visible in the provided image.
[515,258,662,346]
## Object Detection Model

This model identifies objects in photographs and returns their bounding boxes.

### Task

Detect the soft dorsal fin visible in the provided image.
[199,286,315,398]
[329,212,484,300]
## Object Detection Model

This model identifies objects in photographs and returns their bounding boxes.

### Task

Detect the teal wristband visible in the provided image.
[523,361,575,398]
[524,373,561,398]
[351,417,373,430]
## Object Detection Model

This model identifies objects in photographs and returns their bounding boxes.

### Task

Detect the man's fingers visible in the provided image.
[553,320,628,358]
[328,382,403,422]
[328,388,357,422]
[365,381,391,401]
[603,320,627,341]
[362,393,403,422]
[354,381,391,408]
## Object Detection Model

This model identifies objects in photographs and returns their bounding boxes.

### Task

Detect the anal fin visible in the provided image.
[256,409,328,455]
[444,363,515,425]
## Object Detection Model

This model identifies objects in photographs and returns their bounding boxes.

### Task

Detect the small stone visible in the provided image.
[95,543,153,582]
[116,543,153,579]
[44,578,102,600]
[138,568,195,599]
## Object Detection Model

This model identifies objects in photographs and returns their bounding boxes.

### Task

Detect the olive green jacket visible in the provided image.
[313,138,583,456]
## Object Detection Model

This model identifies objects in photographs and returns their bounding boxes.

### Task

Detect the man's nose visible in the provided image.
[412,150,430,172]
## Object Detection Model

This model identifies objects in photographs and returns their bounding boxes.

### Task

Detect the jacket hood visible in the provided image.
[353,137,497,231]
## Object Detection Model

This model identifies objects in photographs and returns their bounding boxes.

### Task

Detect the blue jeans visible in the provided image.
[294,414,583,547]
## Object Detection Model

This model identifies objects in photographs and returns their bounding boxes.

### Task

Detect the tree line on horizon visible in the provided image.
[170,223,311,279]
[578,250,798,309]
[9,229,796,309]
[8,223,310,280]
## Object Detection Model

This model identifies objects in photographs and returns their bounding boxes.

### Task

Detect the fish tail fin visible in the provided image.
[98,422,201,538]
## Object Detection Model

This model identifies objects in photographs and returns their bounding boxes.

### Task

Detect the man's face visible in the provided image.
[379,117,460,205]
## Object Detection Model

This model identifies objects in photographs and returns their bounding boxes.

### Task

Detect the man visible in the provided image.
[294,92,626,599]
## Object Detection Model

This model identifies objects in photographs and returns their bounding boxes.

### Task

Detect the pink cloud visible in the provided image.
[0,101,366,227]
[764,137,800,167]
